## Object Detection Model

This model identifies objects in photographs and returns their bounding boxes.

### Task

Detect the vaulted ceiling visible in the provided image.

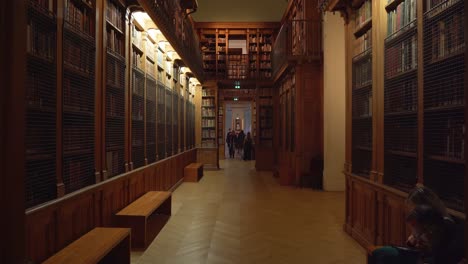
[191,0,288,22]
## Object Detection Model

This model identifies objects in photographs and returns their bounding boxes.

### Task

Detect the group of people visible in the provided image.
[369,186,465,264]
[225,128,253,160]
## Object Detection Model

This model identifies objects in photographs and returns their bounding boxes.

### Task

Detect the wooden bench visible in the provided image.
[184,162,203,182]
[43,227,130,264]
[115,191,171,249]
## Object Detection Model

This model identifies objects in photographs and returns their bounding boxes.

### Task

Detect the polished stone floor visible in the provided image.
[132,159,365,264]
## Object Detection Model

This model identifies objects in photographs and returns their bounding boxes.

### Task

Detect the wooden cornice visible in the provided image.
[194,22,281,29]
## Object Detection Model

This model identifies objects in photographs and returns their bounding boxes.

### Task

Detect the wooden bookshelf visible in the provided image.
[423,0,465,212]
[351,0,373,177]
[25,0,58,207]
[62,0,96,194]
[383,0,418,190]
[201,87,217,148]
[104,0,125,179]
[196,24,278,81]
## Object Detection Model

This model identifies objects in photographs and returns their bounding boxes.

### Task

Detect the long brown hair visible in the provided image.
[406,186,448,217]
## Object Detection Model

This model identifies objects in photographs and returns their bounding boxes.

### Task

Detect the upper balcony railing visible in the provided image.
[272,19,323,78]
[139,0,204,81]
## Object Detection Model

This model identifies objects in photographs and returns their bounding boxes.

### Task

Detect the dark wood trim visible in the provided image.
[56,0,65,197]
[96,0,105,182]
[195,22,281,29]
[0,1,26,262]
[464,0,468,256]
[125,10,131,172]
[417,0,424,184]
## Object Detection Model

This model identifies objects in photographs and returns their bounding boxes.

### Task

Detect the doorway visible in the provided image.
[224,102,253,159]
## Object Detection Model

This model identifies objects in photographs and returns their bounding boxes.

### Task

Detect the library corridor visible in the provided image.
[132,160,365,264]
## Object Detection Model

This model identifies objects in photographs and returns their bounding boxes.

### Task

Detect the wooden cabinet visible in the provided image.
[23,0,200,209]
[197,24,280,81]
[321,0,467,251]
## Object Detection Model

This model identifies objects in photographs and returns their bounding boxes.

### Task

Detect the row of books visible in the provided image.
[132,71,145,96]
[65,0,94,36]
[385,79,417,112]
[64,160,89,192]
[429,14,465,62]
[202,108,216,117]
[260,71,272,78]
[106,58,125,87]
[260,119,273,128]
[27,72,55,108]
[353,58,372,88]
[106,28,124,55]
[64,39,94,74]
[385,35,417,78]
[106,93,124,118]
[201,140,216,148]
[146,60,155,76]
[63,77,93,112]
[426,0,460,12]
[27,21,55,61]
[353,129,372,148]
[202,89,215,96]
[106,0,124,31]
[354,32,372,55]
[203,54,216,60]
[429,120,465,159]
[356,0,372,28]
[387,0,416,36]
[131,25,144,50]
[260,62,272,68]
[31,0,54,12]
[385,126,417,153]
[353,93,373,118]
[132,50,144,70]
[202,119,216,127]
[202,130,216,138]
[146,41,155,60]
[132,100,144,121]
[202,98,215,106]
[105,150,121,178]
[64,127,93,151]
[260,129,273,138]
[425,73,464,108]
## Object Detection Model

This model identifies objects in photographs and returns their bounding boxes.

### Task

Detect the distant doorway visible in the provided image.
[224,102,253,160]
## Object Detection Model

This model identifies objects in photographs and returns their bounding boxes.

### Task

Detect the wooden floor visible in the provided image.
[132,159,366,264]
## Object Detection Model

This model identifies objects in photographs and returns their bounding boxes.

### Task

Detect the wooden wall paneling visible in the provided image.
[382,194,406,246]
[100,178,128,227]
[96,0,105,183]
[26,208,57,263]
[1,0,26,262]
[376,191,385,245]
[129,170,146,202]
[56,194,97,252]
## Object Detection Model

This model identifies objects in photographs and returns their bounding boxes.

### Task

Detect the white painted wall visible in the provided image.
[323,12,346,191]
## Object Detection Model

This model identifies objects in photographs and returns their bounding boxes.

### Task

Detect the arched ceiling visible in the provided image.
[191,0,288,22]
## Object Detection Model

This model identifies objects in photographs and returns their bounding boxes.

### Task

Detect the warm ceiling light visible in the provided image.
[133,11,149,25]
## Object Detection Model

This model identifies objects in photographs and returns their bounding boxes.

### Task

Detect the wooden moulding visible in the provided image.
[354,18,372,39]
[385,0,404,12]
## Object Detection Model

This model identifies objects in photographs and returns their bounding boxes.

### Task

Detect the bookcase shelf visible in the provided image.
[201,87,217,148]
[354,19,372,38]
[383,0,418,192]
[385,0,405,12]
